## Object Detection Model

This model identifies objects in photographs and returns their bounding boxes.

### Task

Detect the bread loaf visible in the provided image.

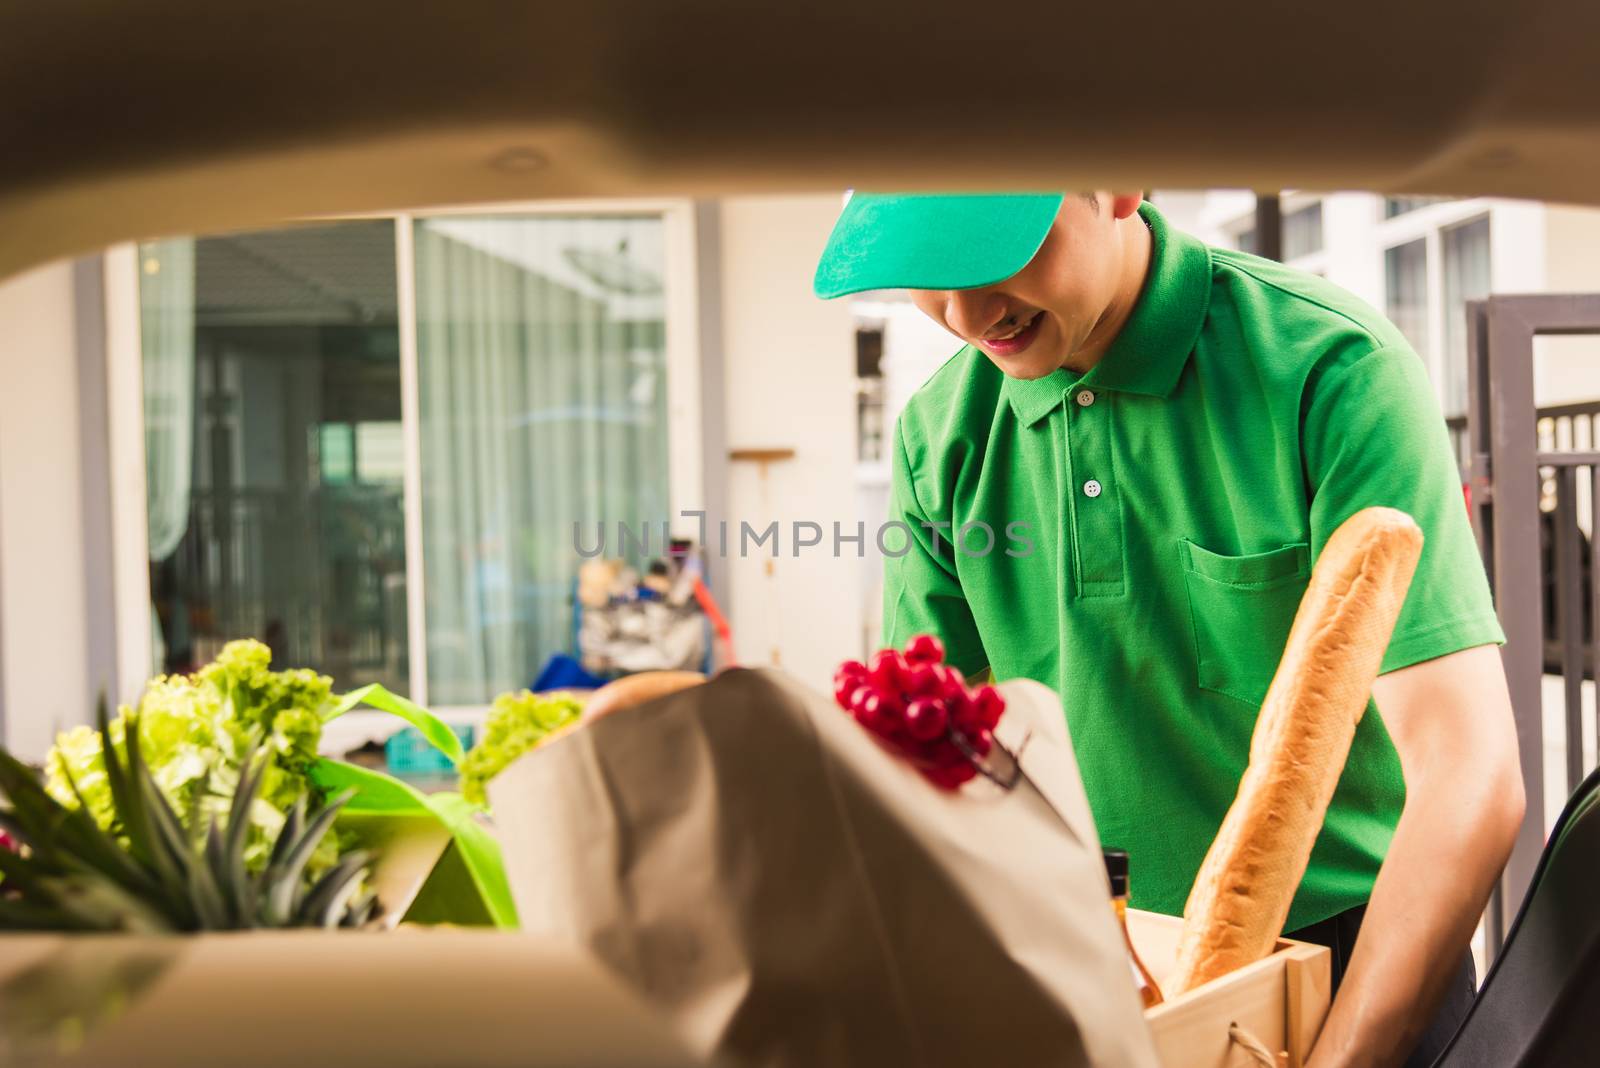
[1167,507,1424,995]
[584,671,707,722]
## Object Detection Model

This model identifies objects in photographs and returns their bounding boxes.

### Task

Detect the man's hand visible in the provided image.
[1305,644,1524,1068]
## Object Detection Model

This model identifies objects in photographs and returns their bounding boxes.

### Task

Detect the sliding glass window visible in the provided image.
[139,222,408,691]
[1384,238,1430,361]
[135,210,677,706]
[412,215,671,705]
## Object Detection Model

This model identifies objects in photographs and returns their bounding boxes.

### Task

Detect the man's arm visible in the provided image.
[1306,644,1524,1068]
[882,415,987,672]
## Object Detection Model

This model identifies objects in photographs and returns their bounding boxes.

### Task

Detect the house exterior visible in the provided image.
[8,186,1600,797]
[1155,191,1600,417]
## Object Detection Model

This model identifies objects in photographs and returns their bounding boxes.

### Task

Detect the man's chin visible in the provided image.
[985,353,1063,381]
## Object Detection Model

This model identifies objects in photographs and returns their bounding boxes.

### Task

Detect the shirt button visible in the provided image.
[1076,389,1096,407]
[1084,479,1103,498]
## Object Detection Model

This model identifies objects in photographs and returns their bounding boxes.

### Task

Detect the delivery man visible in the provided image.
[813,193,1524,1068]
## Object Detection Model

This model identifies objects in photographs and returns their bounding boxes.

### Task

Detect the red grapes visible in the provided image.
[832,635,1005,789]
[904,698,947,740]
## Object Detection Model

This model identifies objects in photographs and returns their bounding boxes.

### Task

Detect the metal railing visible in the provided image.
[1455,400,1600,682]
[1463,294,1600,954]
[1542,455,1597,791]
[161,484,408,682]
[1452,398,1600,472]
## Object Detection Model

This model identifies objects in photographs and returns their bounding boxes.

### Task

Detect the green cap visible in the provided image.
[813,192,1064,299]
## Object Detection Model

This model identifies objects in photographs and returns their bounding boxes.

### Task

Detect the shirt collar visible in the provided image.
[1003,202,1213,427]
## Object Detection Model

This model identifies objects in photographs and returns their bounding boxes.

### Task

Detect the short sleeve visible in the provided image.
[882,418,988,673]
[1302,345,1505,673]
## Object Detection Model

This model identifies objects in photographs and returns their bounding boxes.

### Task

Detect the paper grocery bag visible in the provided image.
[490,668,1160,1068]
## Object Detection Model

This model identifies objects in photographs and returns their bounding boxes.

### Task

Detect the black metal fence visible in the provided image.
[1455,401,1600,682]
[1462,295,1600,955]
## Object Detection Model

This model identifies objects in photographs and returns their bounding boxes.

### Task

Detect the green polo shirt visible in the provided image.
[884,202,1504,929]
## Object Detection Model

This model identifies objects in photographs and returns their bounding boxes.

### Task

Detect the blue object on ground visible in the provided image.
[532,652,608,692]
[385,723,473,776]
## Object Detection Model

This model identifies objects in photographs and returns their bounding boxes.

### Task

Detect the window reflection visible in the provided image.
[413,215,671,705]
[140,221,409,692]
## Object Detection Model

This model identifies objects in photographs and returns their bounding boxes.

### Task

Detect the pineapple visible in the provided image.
[0,702,374,932]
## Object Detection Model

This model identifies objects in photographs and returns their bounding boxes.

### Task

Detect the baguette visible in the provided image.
[1167,507,1424,995]
[584,671,707,722]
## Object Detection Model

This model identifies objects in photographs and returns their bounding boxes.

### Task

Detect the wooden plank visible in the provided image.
[1537,449,1600,466]
[1125,908,1183,989]
[1281,943,1332,1068]
[1129,910,1331,1068]
[727,447,795,463]
[1144,955,1287,1068]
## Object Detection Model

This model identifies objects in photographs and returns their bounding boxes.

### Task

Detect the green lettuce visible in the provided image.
[458,690,583,806]
[42,642,529,928]
[45,639,340,875]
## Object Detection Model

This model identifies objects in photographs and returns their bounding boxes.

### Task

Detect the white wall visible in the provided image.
[852,300,965,652]
[1155,189,1254,248]
[718,196,863,692]
[0,262,91,758]
[1540,203,1600,293]
[1533,204,1600,410]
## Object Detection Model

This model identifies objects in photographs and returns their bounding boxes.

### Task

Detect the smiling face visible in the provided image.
[908,193,1148,379]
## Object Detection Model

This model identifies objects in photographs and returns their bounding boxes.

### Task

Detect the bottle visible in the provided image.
[1103,848,1164,1008]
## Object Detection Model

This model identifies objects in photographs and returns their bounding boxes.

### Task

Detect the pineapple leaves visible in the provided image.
[211,747,268,924]
[0,892,86,931]
[96,695,149,862]
[3,658,525,934]
[0,841,49,897]
[0,709,372,933]
[262,789,355,926]
[295,849,371,928]
[3,747,153,897]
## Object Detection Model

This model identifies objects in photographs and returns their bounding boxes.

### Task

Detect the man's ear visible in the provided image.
[1108,193,1145,220]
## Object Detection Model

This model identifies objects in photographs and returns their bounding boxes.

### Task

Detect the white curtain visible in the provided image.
[139,238,197,563]
[413,216,671,704]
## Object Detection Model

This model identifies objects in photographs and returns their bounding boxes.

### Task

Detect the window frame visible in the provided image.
[1377,198,1496,411]
[106,198,705,731]
[1382,233,1437,382]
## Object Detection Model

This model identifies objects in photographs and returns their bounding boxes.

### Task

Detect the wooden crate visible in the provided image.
[1129,909,1332,1068]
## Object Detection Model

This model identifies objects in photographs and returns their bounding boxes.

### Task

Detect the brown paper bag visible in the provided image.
[490,668,1160,1068]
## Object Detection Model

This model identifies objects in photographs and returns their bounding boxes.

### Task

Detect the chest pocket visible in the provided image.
[1180,539,1310,708]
